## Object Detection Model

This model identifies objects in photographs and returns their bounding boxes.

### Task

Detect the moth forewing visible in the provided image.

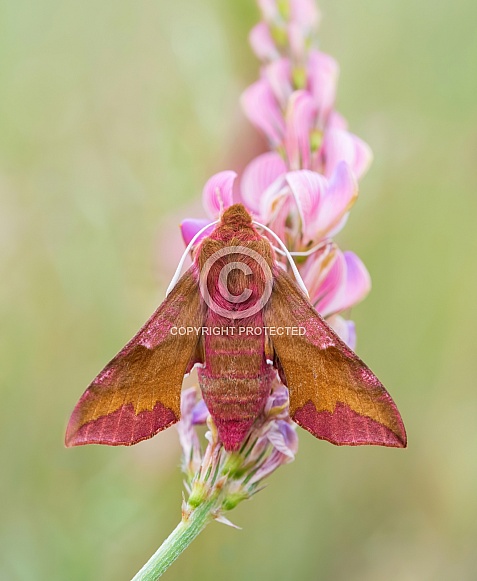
[265,268,407,448]
[65,269,204,447]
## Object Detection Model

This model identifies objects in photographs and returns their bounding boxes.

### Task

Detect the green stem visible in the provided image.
[131,499,216,581]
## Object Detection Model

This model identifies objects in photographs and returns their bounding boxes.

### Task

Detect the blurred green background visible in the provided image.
[1,0,477,579]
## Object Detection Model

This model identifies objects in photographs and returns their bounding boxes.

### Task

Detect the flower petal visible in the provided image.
[259,174,292,239]
[338,251,372,311]
[314,249,347,317]
[214,515,242,529]
[177,388,202,475]
[258,0,279,21]
[290,0,321,29]
[327,315,357,350]
[241,152,287,214]
[265,195,293,242]
[327,111,348,130]
[191,398,209,425]
[202,170,237,218]
[285,90,317,170]
[241,79,285,146]
[267,420,298,459]
[302,242,338,303]
[287,22,306,61]
[322,128,373,179]
[285,169,326,235]
[266,384,290,414]
[351,134,374,179]
[264,58,293,106]
[180,387,198,418]
[249,22,279,61]
[180,218,214,246]
[311,161,357,238]
[307,50,339,124]
[317,251,371,316]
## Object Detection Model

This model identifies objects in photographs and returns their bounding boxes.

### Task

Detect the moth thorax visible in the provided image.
[205,252,268,313]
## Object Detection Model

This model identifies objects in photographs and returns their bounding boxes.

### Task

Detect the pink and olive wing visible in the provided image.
[65,269,204,447]
[265,270,406,448]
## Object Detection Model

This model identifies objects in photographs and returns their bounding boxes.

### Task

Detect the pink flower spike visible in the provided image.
[265,58,293,107]
[202,170,237,218]
[241,79,286,146]
[249,23,279,61]
[180,218,214,246]
[241,152,287,215]
[308,50,339,124]
[285,90,318,170]
[311,161,357,239]
[322,128,373,180]
[285,169,326,236]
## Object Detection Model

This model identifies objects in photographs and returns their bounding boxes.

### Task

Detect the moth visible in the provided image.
[65,204,406,450]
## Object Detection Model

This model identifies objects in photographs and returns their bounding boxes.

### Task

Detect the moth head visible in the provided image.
[220,204,253,231]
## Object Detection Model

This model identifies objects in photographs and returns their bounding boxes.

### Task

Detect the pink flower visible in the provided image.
[307,50,339,125]
[241,151,287,216]
[320,127,373,180]
[249,22,280,61]
[249,420,299,484]
[257,0,280,21]
[180,218,213,246]
[261,50,338,119]
[288,0,321,30]
[177,383,299,520]
[201,170,237,218]
[176,388,203,478]
[180,171,237,245]
[181,0,373,355]
[241,79,285,147]
[264,58,293,107]
[303,247,371,318]
[285,90,318,170]
[242,74,371,181]
[256,0,321,38]
[327,315,357,350]
[258,162,357,243]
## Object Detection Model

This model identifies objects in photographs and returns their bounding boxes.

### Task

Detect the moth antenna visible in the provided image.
[166,220,219,296]
[270,246,287,257]
[271,239,332,258]
[290,240,332,257]
[252,220,309,298]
